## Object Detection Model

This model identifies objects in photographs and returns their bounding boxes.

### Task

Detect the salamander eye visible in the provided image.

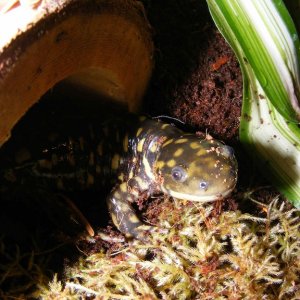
[199,181,208,190]
[171,166,187,182]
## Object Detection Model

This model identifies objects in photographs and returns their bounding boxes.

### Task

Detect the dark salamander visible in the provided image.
[1,115,238,239]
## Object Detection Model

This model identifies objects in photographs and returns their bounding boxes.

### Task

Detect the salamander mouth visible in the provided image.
[163,187,235,202]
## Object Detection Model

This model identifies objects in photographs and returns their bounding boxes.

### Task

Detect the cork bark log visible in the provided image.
[0,0,153,146]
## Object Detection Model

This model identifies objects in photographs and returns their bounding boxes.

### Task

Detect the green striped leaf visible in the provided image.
[207,0,300,207]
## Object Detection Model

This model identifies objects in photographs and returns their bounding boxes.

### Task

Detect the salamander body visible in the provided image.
[1,115,238,239]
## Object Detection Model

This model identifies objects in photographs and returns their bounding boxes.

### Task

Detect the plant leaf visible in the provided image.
[207,0,300,206]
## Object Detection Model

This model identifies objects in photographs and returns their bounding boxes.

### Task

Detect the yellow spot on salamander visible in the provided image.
[111,154,120,170]
[87,173,94,186]
[120,182,127,192]
[96,165,101,174]
[167,159,176,167]
[190,142,200,149]
[114,191,121,198]
[175,138,188,144]
[129,214,140,224]
[123,133,129,152]
[196,149,206,156]
[173,148,184,157]
[139,116,146,122]
[143,155,155,179]
[161,123,170,129]
[137,138,145,152]
[156,160,165,169]
[97,143,103,156]
[129,169,134,179]
[111,213,118,228]
[89,152,95,166]
[162,138,174,147]
[118,173,124,181]
[137,127,143,136]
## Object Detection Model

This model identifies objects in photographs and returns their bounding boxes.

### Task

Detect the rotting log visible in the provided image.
[0,0,153,146]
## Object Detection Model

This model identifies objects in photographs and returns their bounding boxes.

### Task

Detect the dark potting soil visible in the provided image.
[143,0,242,141]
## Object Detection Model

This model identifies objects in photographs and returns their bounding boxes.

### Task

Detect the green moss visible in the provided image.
[39,193,300,299]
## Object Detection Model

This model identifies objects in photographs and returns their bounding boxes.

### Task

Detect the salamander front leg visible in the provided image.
[106,182,152,240]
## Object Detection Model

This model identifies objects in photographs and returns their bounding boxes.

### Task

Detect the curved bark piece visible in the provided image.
[0,0,153,146]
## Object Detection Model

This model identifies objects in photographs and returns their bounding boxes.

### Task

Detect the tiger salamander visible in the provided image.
[1,115,238,239]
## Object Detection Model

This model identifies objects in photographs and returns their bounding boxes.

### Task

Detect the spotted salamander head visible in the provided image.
[155,134,238,202]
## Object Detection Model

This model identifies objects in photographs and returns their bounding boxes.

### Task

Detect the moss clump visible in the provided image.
[40,193,300,299]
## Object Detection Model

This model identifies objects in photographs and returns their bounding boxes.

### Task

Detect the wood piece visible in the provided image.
[0,0,153,146]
